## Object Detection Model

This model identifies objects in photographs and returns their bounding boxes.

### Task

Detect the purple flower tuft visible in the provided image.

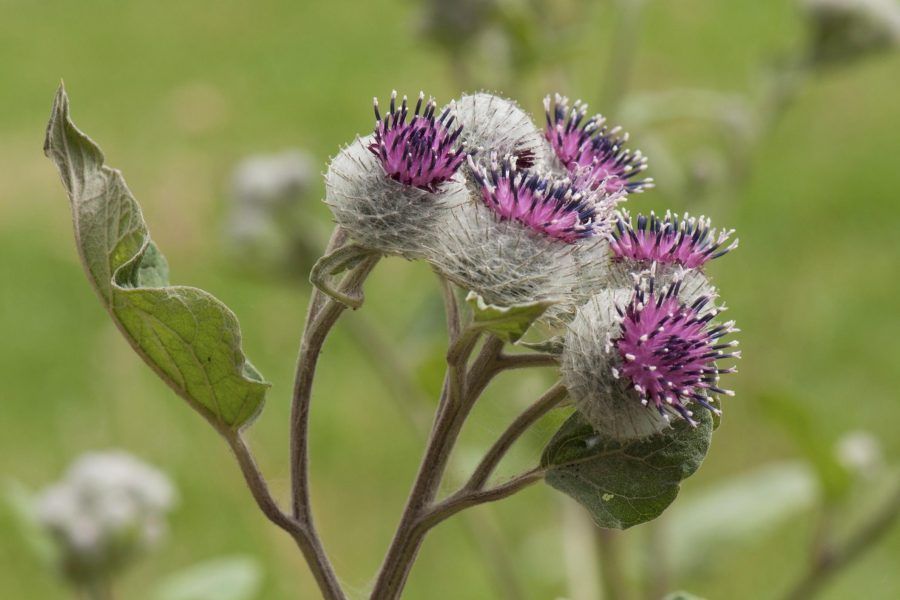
[613,278,739,425]
[610,210,738,268]
[544,94,652,194]
[468,154,607,243]
[369,91,467,191]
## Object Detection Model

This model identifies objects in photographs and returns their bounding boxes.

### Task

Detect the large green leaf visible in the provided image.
[44,85,268,432]
[541,410,713,529]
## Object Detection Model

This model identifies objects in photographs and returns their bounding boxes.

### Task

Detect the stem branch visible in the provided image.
[784,482,900,600]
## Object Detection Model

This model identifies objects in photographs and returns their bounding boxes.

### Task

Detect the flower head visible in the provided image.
[610,210,738,268]
[36,451,176,584]
[448,93,549,169]
[544,94,651,194]
[468,154,614,243]
[613,277,739,424]
[562,272,737,440]
[369,91,467,191]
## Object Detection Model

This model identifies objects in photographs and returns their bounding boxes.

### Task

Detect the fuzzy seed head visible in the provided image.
[370,91,467,191]
[544,93,652,194]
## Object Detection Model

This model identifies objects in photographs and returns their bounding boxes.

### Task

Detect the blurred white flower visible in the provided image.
[834,430,884,479]
[231,149,315,211]
[36,451,176,583]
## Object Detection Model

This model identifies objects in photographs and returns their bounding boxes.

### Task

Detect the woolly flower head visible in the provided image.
[562,273,739,440]
[447,93,550,170]
[325,91,471,257]
[36,451,176,582]
[610,210,738,269]
[544,93,652,195]
[426,166,614,308]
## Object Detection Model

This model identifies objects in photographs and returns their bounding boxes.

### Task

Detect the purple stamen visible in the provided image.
[544,94,652,194]
[468,154,606,243]
[610,210,738,268]
[614,278,738,424]
[369,90,468,192]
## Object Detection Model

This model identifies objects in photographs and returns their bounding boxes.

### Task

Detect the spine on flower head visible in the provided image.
[562,272,739,440]
[467,153,610,243]
[369,90,468,191]
[610,210,738,269]
[544,93,652,195]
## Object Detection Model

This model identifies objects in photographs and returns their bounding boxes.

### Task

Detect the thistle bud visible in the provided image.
[325,92,471,258]
[447,93,550,170]
[562,274,739,441]
[428,154,613,307]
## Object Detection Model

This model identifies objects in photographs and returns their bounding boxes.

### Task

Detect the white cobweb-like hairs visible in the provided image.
[424,197,590,307]
[446,93,553,172]
[561,269,723,441]
[562,288,673,441]
[324,135,471,259]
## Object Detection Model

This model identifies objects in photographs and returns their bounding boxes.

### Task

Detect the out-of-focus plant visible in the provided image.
[224,149,322,277]
[44,82,740,599]
[35,451,175,597]
[6,451,264,600]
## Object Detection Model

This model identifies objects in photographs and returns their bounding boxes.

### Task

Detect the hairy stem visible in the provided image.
[372,334,556,599]
[226,431,345,599]
[421,468,546,531]
[784,482,900,600]
[285,227,379,599]
[464,382,567,491]
[370,293,489,599]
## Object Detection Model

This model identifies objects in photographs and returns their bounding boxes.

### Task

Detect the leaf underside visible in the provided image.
[43,85,268,432]
[541,410,713,529]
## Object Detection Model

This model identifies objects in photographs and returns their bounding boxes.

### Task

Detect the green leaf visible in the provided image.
[44,85,268,432]
[153,556,262,600]
[541,410,713,529]
[465,291,555,344]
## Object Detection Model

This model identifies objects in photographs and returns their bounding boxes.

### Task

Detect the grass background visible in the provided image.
[1,0,899,598]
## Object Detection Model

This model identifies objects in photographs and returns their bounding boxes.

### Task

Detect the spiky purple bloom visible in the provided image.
[544,94,651,194]
[613,278,739,425]
[468,155,606,243]
[369,91,467,192]
[610,211,738,268]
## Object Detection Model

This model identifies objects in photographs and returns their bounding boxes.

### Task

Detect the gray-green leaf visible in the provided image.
[44,85,268,431]
[465,291,556,344]
[541,410,713,529]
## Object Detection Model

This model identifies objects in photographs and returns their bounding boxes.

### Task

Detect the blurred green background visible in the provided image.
[2,0,899,598]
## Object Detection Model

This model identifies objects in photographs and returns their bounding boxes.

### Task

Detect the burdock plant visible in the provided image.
[44,84,739,599]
